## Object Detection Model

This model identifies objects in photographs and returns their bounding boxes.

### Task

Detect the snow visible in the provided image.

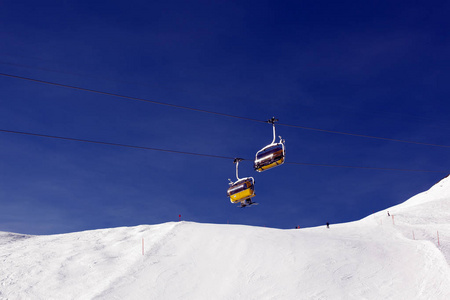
[1,176,450,299]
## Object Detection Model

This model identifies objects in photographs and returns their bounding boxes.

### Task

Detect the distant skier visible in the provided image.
[387,211,390,217]
[326,222,329,228]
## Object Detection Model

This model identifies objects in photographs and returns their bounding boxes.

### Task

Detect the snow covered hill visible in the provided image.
[1,176,450,299]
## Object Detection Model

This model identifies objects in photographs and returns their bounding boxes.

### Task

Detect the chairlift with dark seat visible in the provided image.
[254,117,285,172]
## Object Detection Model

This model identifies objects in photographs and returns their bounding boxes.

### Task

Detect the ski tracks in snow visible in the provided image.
[92,222,181,299]
[0,222,181,299]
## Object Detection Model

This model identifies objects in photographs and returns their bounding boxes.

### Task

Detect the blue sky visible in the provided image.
[1,1,449,234]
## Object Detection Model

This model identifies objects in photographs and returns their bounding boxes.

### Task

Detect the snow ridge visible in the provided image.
[1,176,450,299]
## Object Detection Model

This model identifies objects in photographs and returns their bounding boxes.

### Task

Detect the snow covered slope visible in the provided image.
[1,176,450,299]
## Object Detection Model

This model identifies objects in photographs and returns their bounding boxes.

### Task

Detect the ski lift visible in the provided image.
[227,158,256,207]
[254,117,285,172]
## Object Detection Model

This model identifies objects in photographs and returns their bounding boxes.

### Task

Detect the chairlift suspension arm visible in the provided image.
[268,117,279,145]
[236,160,240,180]
[271,122,276,145]
[234,158,243,181]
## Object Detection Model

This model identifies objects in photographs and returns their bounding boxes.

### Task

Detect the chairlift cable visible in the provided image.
[0,128,235,160]
[277,122,450,148]
[284,161,446,173]
[0,128,446,174]
[0,72,265,124]
[1,72,450,149]
[0,61,155,88]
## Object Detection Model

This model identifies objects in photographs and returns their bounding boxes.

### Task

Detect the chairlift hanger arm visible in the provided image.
[267,117,279,145]
[234,158,244,181]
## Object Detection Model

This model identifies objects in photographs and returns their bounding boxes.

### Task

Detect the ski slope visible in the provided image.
[1,176,450,299]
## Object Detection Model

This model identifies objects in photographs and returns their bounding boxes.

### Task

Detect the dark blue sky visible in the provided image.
[1,1,449,234]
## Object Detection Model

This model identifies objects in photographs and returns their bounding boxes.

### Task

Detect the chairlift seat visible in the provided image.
[254,143,285,172]
[227,178,255,203]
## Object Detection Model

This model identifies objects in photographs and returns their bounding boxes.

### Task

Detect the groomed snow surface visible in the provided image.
[2,176,450,299]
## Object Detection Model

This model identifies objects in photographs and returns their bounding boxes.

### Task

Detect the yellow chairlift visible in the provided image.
[227,158,257,207]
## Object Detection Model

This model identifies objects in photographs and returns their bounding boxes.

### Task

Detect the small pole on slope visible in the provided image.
[437,231,440,246]
[392,215,395,225]
[142,238,144,255]
[412,231,415,240]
